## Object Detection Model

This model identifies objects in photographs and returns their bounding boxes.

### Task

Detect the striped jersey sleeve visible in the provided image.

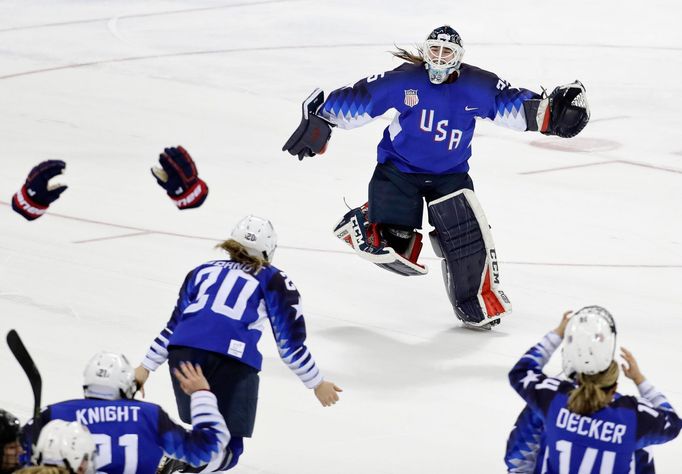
[264,270,323,389]
[142,271,194,371]
[157,391,230,468]
[508,332,564,416]
[638,380,673,410]
[475,74,540,131]
[320,71,397,130]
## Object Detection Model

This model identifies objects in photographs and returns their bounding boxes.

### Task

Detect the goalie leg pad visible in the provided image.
[333,204,427,276]
[427,189,511,326]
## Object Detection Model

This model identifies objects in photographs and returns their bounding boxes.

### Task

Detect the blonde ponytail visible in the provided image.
[567,361,620,415]
[390,45,425,65]
[215,239,267,272]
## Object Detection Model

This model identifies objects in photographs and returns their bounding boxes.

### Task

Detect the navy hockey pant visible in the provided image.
[368,161,474,229]
[168,346,259,438]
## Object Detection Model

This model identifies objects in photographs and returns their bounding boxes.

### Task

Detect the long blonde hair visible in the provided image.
[14,467,71,474]
[391,45,425,65]
[567,361,620,415]
[215,239,268,272]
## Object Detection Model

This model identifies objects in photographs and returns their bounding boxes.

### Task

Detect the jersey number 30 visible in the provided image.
[184,267,259,321]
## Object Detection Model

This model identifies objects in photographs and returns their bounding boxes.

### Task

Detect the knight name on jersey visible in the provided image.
[555,407,627,444]
[75,405,141,425]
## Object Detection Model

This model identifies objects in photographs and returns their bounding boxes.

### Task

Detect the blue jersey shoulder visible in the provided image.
[47,398,164,474]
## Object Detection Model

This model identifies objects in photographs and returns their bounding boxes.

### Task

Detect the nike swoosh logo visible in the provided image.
[465,106,478,111]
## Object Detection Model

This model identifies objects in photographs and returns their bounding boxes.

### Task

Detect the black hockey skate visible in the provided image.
[333,204,427,277]
[157,457,204,474]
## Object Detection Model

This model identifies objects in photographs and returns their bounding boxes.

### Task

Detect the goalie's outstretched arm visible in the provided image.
[282,71,396,160]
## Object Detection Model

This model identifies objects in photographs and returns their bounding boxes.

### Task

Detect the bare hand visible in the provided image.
[554,311,573,339]
[134,365,150,398]
[173,362,210,395]
[314,380,343,407]
[621,347,645,385]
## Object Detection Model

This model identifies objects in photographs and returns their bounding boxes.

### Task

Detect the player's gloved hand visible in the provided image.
[314,380,343,407]
[11,160,68,221]
[543,80,590,138]
[151,146,208,209]
[282,88,334,161]
[173,361,211,395]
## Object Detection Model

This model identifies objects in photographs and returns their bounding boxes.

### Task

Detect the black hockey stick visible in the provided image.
[7,330,43,440]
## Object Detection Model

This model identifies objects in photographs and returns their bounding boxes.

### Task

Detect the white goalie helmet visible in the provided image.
[34,420,96,474]
[423,25,465,84]
[230,215,278,262]
[561,306,617,376]
[83,351,137,400]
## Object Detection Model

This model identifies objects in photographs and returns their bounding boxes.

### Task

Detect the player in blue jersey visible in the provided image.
[509,307,681,473]
[134,215,342,472]
[283,25,590,329]
[505,307,657,473]
[23,352,229,474]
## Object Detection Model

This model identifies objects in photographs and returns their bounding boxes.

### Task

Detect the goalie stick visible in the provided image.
[6,330,43,441]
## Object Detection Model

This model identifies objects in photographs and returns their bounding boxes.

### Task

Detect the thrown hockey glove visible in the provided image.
[151,146,208,210]
[543,81,590,138]
[11,160,67,221]
[282,88,334,160]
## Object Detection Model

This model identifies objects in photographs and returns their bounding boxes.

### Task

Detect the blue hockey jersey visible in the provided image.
[143,260,323,389]
[320,62,539,174]
[26,391,228,474]
[508,333,681,473]
[506,405,656,473]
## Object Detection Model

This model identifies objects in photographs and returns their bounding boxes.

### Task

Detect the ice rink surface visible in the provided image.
[1,0,681,472]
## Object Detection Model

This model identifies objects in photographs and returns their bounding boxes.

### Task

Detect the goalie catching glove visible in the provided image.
[282,88,334,160]
[525,80,590,138]
[151,146,208,210]
[12,160,68,221]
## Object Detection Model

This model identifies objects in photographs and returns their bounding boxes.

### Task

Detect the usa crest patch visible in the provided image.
[404,89,419,107]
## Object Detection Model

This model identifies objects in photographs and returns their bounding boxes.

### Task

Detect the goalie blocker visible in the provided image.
[282,88,334,160]
[428,189,511,328]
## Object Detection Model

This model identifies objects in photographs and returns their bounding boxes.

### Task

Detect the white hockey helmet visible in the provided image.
[423,25,465,84]
[230,215,278,262]
[561,306,617,376]
[83,351,136,400]
[34,420,96,474]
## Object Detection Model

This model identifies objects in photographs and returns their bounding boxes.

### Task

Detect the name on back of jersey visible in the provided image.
[556,407,627,444]
[76,405,141,426]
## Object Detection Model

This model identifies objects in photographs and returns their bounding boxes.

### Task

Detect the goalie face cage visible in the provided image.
[423,39,464,84]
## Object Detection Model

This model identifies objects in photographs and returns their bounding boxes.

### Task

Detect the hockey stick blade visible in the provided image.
[7,330,42,419]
